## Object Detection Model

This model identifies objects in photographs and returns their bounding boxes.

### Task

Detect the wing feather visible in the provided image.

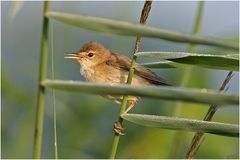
[106,52,170,86]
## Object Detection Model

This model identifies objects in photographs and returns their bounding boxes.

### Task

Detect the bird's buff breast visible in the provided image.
[80,64,118,83]
[80,65,124,83]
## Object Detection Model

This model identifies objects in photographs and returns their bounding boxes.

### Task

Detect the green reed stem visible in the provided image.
[168,1,204,158]
[109,1,152,159]
[109,53,138,159]
[50,22,58,159]
[33,1,49,158]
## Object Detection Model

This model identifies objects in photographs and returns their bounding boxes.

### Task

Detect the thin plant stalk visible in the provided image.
[33,1,50,158]
[185,71,234,158]
[168,1,204,158]
[50,22,58,159]
[109,1,152,158]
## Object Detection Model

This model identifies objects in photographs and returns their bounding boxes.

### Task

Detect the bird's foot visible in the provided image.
[113,121,125,136]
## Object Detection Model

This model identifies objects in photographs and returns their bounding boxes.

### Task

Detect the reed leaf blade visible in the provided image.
[42,80,239,105]
[46,11,238,50]
[138,52,239,71]
[122,114,239,137]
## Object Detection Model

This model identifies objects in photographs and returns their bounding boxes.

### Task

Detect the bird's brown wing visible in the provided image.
[106,52,170,86]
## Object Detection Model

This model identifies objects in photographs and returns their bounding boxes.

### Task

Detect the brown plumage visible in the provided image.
[65,41,170,113]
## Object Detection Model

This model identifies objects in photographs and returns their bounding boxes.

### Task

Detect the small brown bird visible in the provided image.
[65,41,170,113]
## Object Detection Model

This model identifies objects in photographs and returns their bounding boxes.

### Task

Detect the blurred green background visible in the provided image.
[2,1,239,159]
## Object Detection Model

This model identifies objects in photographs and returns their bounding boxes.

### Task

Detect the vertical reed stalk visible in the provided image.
[168,1,204,158]
[33,1,49,158]
[185,71,234,158]
[50,22,58,159]
[109,1,152,158]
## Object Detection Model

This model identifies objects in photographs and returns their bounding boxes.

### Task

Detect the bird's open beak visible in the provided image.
[64,53,79,60]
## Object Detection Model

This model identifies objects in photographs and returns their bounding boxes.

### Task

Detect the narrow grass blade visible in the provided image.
[138,52,239,71]
[42,80,239,106]
[121,114,239,137]
[50,22,58,159]
[45,11,238,50]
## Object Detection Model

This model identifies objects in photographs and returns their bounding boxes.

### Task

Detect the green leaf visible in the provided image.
[138,52,239,71]
[45,11,238,50]
[42,80,239,105]
[122,114,239,137]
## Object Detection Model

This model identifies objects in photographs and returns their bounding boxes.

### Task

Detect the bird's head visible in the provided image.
[65,41,111,67]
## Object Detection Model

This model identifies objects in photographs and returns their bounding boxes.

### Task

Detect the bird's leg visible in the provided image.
[123,100,136,114]
[113,100,136,135]
[113,121,125,136]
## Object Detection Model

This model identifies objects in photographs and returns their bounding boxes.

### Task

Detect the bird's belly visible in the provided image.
[97,68,150,85]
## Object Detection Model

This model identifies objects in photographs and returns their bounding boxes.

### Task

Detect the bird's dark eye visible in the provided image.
[88,52,94,57]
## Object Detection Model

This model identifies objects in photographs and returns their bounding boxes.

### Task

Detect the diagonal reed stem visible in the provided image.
[168,1,204,158]
[33,1,50,158]
[109,1,152,159]
[185,71,234,159]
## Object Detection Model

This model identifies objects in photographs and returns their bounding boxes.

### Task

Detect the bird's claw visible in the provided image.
[113,121,125,136]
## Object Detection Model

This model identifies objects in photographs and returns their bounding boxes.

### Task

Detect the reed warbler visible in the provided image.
[65,41,170,113]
